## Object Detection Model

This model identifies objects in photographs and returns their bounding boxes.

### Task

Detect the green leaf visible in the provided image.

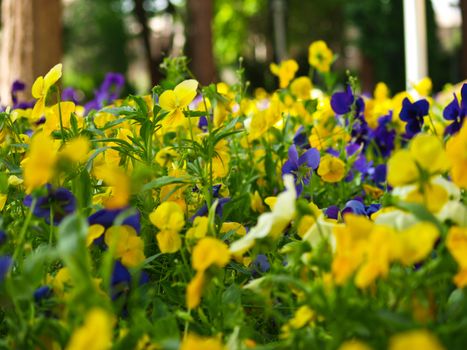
[141,176,193,192]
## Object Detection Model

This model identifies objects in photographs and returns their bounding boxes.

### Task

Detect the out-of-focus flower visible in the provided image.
[0,255,12,282]
[230,175,296,255]
[93,164,130,209]
[399,97,429,137]
[59,136,90,163]
[24,185,76,225]
[387,133,449,187]
[85,73,125,112]
[22,131,59,193]
[389,329,445,350]
[331,85,355,115]
[446,121,467,189]
[187,237,230,309]
[443,83,467,136]
[412,77,432,97]
[270,59,299,88]
[104,225,145,268]
[446,226,467,288]
[308,41,333,73]
[338,340,372,350]
[290,76,312,100]
[180,333,225,350]
[66,308,113,350]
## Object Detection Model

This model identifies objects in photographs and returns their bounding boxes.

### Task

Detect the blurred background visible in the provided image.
[0,0,466,103]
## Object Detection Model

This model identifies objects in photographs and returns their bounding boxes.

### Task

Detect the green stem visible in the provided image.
[13,198,36,263]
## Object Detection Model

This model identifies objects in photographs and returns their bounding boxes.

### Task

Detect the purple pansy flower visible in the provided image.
[282,144,320,195]
[331,85,354,115]
[0,256,12,282]
[443,83,467,136]
[370,113,396,158]
[85,72,125,112]
[62,87,81,105]
[24,186,76,225]
[293,126,310,149]
[399,97,429,138]
[111,260,149,301]
[325,205,339,220]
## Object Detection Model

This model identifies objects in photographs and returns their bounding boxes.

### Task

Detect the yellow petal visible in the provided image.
[31,98,46,122]
[174,79,198,108]
[43,63,63,92]
[32,76,44,99]
[409,134,449,174]
[86,224,105,247]
[159,90,178,111]
[186,271,205,309]
[387,150,419,186]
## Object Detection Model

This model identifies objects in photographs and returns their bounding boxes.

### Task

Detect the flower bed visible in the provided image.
[1,42,467,349]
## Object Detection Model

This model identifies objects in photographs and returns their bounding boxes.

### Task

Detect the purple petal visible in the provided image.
[298,148,320,169]
[331,87,354,115]
[443,94,460,121]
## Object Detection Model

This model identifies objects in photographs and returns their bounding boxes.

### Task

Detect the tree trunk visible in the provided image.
[133,0,163,86]
[0,0,62,105]
[186,0,216,85]
[461,0,467,79]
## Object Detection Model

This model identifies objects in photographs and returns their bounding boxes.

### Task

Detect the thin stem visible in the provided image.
[13,198,36,263]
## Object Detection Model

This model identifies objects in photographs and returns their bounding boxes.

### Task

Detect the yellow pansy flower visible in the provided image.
[186,271,205,309]
[290,76,312,100]
[94,165,130,209]
[43,101,75,134]
[398,223,438,266]
[446,121,467,189]
[191,237,230,272]
[155,147,178,167]
[338,340,372,350]
[22,131,59,193]
[186,216,208,240]
[104,225,145,267]
[387,133,449,187]
[31,63,62,121]
[66,308,113,350]
[186,237,230,308]
[270,59,299,88]
[308,41,333,73]
[446,226,467,288]
[150,201,185,253]
[412,77,432,97]
[149,201,185,232]
[220,222,246,236]
[389,329,445,350]
[59,136,91,163]
[250,190,265,213]
[86,224,105,247]
[317,155,346,183]
[159,79,198,128]
[180,333,225,350]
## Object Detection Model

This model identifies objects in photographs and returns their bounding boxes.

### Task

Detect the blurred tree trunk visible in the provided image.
[461,0,467,79]
[0,0,62,104]
[186,0,216,85]
[133,0,163,86]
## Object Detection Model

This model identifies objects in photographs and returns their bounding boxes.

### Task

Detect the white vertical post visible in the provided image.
[403,0,428,91]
